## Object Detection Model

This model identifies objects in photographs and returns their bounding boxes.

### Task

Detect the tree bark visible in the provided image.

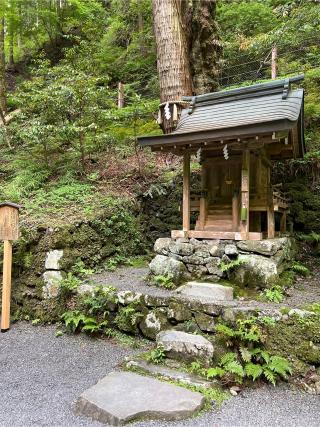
[0,17,7,114]
[190,0,222,94]
[152,0,193,103]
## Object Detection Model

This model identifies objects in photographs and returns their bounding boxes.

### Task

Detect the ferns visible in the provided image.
[244,363,263,381]
[211,316,292,385]
[290,262,310,276]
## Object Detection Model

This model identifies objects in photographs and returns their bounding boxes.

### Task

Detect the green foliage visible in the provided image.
[146,344,166,365]
[71,260,94,278]
[213,316,292,385]
[290,262,310,277]
[82,286,117,316]
[114,302,143,333]
[150,274,176,290]
[220,259,245,273]
[104,254,129,271]
[261,285,284,303]
[61,310,109,334]
[59,273,81,296]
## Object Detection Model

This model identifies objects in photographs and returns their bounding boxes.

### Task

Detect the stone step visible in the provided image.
[176,282,234,302]
[127,359,214,389]
[156,330,214,367]
[75,371,204,426]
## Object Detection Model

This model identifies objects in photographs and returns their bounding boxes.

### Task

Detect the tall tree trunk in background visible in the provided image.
[0,17,7,115]
[190,0,222,94]
[152,0,193,103]
[152,0,221,133]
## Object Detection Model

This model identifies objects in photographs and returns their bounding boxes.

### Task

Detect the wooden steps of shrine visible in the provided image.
[195,205,234,232]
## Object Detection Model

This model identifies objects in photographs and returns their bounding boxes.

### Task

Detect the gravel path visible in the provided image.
[1,323,320,427]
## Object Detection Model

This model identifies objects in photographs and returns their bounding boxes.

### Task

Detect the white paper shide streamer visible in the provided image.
[164,101,171,120]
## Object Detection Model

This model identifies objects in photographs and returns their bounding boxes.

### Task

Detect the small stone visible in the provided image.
[206,258,223,277]
[45,249,63,270]
[288,309,315,318]
[154,238,172,255]
[169,241,194,256]
[224,244,238,257]
[117,290,142,305]
[75,371,205,425]
[167,302,192,322]
[230,388,238,396]
[186,264,207,278]
[157,330,214,366]
[194,312,215,332]
[42,271,63,299]
[139,309,170,340]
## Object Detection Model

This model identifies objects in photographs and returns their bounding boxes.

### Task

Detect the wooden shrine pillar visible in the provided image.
[280,211,287,233]
[199,163,207,230]
[232,190,239,231]
[183,153,190,233]
[240,149,250,239]
[267,166,275,238]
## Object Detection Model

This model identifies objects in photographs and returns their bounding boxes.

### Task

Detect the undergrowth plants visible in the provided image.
[149,274,176,289]
[189,317,292,386]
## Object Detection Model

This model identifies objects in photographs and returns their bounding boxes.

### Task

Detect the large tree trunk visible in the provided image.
[152,0,221,133]
[0,17,7,115]
[152,0,193,102]
[190,0,222,94]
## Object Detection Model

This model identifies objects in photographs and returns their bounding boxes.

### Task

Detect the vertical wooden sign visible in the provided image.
[0,202,21,332]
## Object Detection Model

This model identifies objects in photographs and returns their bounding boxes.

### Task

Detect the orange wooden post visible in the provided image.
[182,153,190,234]
[240,149,250,239]
[0,202,21,332]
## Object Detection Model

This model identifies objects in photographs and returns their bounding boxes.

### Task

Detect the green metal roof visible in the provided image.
[138,76,305,158]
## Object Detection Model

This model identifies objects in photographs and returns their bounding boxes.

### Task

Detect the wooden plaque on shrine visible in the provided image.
[0,202,21,241]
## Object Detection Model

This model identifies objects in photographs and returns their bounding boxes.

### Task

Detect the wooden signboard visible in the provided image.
[0,202,21,332]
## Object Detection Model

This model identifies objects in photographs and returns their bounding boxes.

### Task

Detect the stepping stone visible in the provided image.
[75,371,204,426]
[127,360,214,388]
[157,330,214,367]
[176,282,233,302]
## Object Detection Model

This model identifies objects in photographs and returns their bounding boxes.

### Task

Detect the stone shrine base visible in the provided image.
[149,236,296,288]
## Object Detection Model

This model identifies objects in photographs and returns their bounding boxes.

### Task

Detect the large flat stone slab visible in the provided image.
[157,330,214,366]
[176,282,233,301]
[75,371,204,426]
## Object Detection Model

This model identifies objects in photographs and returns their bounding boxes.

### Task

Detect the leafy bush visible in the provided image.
[150,274,175,289]
[146,345,166,364]
[261,285,284,303]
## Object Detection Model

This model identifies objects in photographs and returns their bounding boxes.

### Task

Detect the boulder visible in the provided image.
[139,308,170,339]
[75,371,204,426]
[154,238,172,255]
[231,254,279,287]
[45,249,63,270]
[42,270,63,299]
[236,237,295,257]
[157,330,214,366]
[149,255,187,282]
[183,254,210,265]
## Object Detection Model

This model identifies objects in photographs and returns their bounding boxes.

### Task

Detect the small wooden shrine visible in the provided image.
[138,76,305,241]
